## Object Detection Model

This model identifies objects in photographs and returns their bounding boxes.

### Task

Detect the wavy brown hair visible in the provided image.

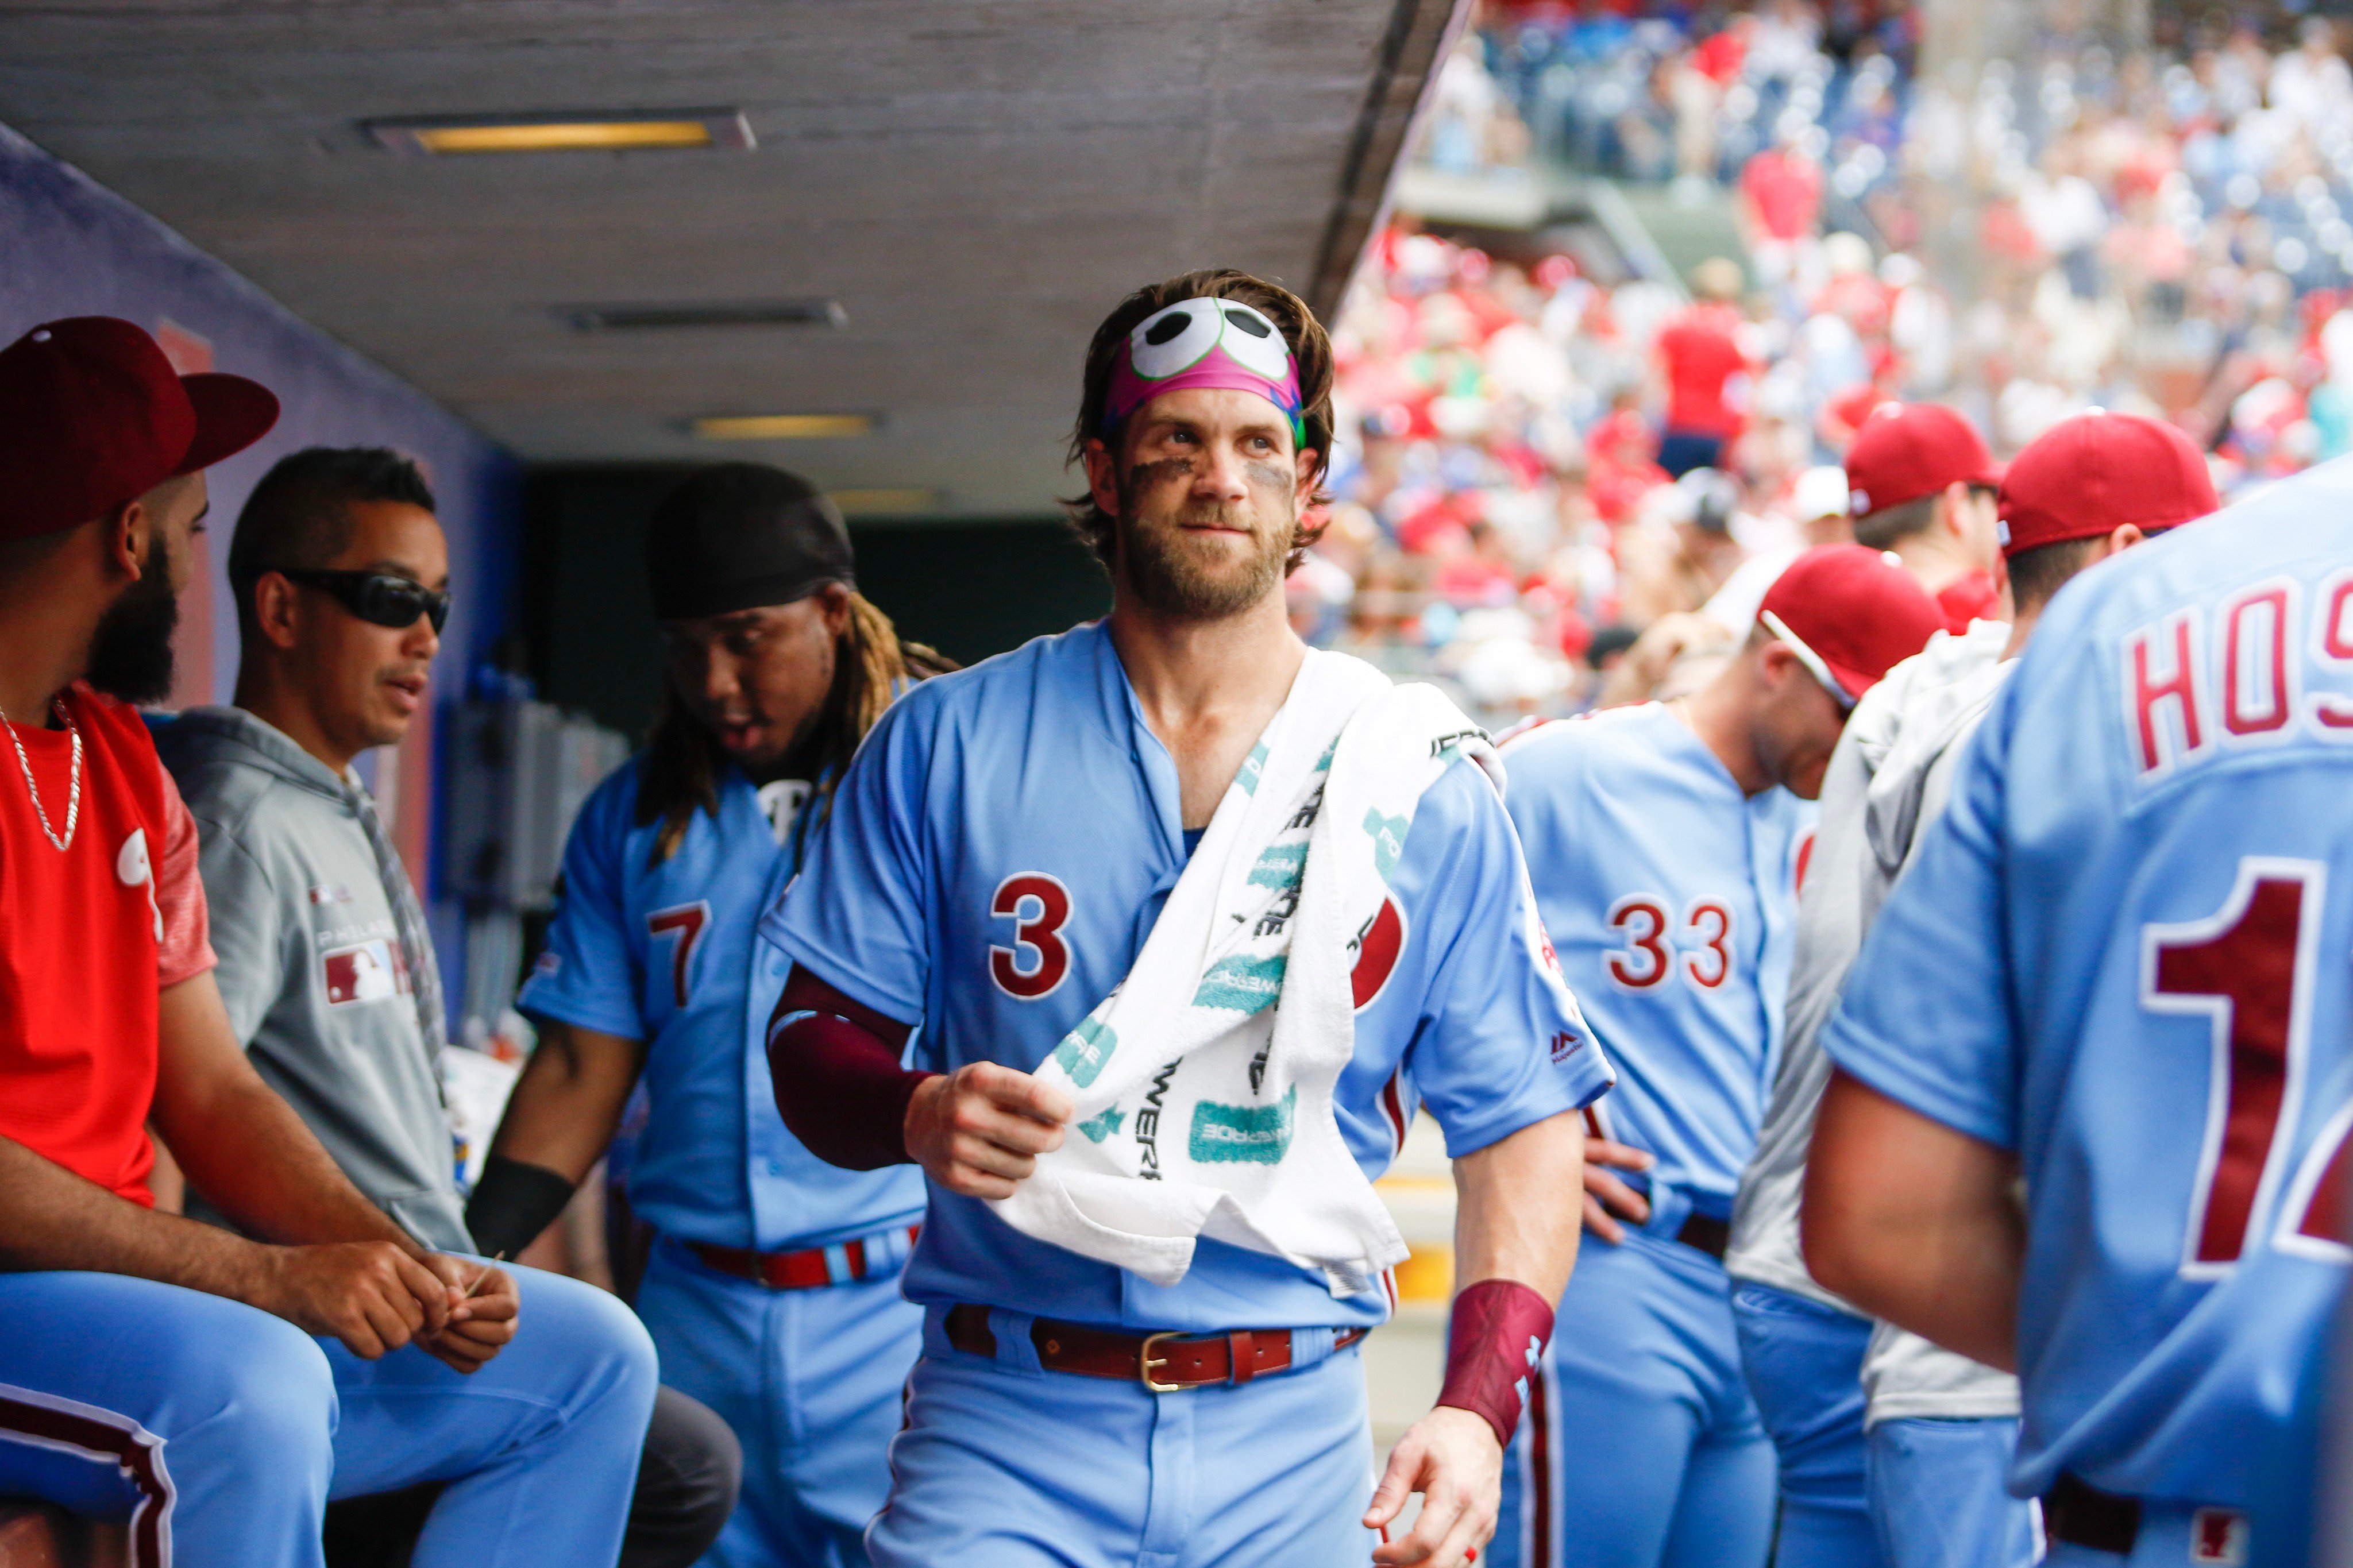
[1063,269,1337,576]
[637,590,954,866]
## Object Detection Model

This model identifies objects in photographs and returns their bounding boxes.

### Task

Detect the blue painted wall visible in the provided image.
[0,120,517,1025]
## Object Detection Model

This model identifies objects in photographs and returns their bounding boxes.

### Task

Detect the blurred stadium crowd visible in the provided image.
[1299,0,2353,724]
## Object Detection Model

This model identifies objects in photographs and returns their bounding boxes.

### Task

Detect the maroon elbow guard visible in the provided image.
[1437,1278,1556,1446]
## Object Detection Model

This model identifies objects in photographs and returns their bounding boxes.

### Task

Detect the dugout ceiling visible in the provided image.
[0,0,1464,517]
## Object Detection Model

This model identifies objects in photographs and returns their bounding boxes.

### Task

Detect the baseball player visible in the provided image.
[1803,457,2353,1563]
[470,464,945,1566]
[760,270,1610,1568]
[1494,544,1945,1568]
[1725,411,2219,1568]
[155,445,743,1566]
[1841,404,2008,633]
[0,316,657,1567]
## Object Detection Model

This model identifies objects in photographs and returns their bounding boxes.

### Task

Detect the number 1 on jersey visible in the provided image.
[2143,858,2340,1275]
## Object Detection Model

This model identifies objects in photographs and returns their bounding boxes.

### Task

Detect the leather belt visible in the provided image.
[689,1224,920,1291]
[1676,1211,1730,1260]
[945,1303,1367,1393]
[2042,1473,2140,1555]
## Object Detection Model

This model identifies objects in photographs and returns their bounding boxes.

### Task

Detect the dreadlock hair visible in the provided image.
[1063,268,1337,577]
[638,590,955,866]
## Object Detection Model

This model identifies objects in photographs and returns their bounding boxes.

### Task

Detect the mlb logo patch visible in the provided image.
[2190,1507,2247,1566]
[323,940,404,1006]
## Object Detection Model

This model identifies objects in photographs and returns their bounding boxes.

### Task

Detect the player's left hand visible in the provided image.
[414,1254,520,1374]
[1581,1136,1653,1244]
[1366,1405,1499,1566]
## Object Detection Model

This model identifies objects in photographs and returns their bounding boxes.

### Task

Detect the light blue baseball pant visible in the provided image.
[1866,1418,2034,1568]
[633,1235,924,1567]
[1729,1281,1884,1568]
[0,1264,657,1568]
[864,1305,1376,1568]
[1495,1227,1777,1568]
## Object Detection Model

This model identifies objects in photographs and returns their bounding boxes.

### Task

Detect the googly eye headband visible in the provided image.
[1101,297,1307,448]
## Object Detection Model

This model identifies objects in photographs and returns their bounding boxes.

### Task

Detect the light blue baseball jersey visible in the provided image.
[519,759,924,1253]
[759,621,1610,1334]
[1501,705,1814,1210]
[1820,472,2353,1506]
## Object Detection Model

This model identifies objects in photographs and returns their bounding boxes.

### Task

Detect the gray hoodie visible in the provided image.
[154,706,468,1253]
[1724,621,2019,1424]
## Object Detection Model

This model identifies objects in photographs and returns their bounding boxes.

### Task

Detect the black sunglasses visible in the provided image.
[277,569,451,634]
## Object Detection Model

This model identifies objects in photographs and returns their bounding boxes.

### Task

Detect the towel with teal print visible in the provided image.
[988,649,1519,1296]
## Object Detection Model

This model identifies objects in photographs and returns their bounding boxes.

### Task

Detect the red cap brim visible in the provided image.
[172,373,280,476]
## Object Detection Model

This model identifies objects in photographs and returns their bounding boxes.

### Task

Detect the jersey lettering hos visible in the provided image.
[1822,480,2353,1505]
[761,622,1608,1333]
[519,758,922,1253]
[1502,705,1812,1210]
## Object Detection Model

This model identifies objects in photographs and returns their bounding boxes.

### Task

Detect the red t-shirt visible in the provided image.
[0,684,213,1206]
[1741,150,1822,242]
[1935,569,2004,633]
[1658,309,1749,438]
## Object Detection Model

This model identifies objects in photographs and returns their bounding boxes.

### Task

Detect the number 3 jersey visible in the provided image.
[1822,470,2353,1506]
[519,756,924,1254]
[1500,705,1814,1212]
[759,621,1610,1333]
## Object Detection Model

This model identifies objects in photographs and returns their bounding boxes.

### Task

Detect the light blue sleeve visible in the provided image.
[516,768,647,1040]
[758,691,936,1024]
[1384,760,1615,1158]
[1820,674,2023,1150]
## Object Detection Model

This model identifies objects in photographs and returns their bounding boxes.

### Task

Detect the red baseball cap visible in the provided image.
[1997,411,2217,555]
[1758,543,1947,705]
[1842,403,1999,519]
[0,316,280,540]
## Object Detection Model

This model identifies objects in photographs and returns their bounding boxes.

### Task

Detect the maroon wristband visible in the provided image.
[1436,1277,1556,1447]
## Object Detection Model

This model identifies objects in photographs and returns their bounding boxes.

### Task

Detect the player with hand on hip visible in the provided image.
[1804,451,2353,1564]
[470,465,947,1567]
[1492,545,1944,1568]
[762,270,1611,1568]
[1725,411,2217,1568]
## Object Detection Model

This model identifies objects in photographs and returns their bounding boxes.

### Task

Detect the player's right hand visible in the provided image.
[1581,1136,1654,1244]
[904,1063,1074,1200]
[252,1241,454,1358]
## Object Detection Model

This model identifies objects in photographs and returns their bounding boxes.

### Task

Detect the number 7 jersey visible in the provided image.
[1821,465,2353,1507]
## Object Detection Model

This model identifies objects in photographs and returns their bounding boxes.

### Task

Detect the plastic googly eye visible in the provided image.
[1217,302,1292,381]
[1128,300,1224,380]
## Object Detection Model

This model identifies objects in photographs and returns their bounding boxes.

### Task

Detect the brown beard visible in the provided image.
[1114,462,1291,620]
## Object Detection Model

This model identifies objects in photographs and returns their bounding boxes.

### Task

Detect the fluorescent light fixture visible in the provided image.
[562,299,847,332]
[364,110,754,157]
[831,488,943,515]
[693,414,877,441]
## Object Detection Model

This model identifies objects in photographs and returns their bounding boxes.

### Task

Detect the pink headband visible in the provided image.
[1102,298,1306,446]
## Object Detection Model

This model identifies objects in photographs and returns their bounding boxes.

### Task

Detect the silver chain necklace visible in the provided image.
[0,698,82,852]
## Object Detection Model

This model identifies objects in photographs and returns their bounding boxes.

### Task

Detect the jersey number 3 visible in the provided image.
[990,874,1072,999]
[2144,856,2349,1275]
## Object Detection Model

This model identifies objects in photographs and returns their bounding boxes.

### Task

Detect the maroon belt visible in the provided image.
[945,1303,1367,1392]
[689,1225,920,1291]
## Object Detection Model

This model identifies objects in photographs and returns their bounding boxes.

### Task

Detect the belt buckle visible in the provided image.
[1139,1330,1187,1393]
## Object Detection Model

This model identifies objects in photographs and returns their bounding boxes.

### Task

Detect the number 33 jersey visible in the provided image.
[1822,471,2353,1507]
[759,621,1609,1334]
[1500,705,1815,1211]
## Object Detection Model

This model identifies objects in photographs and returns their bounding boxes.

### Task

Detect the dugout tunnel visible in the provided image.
[0,2,1475,1552]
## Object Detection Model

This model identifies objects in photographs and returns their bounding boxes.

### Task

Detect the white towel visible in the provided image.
[989,650,1521,1296]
